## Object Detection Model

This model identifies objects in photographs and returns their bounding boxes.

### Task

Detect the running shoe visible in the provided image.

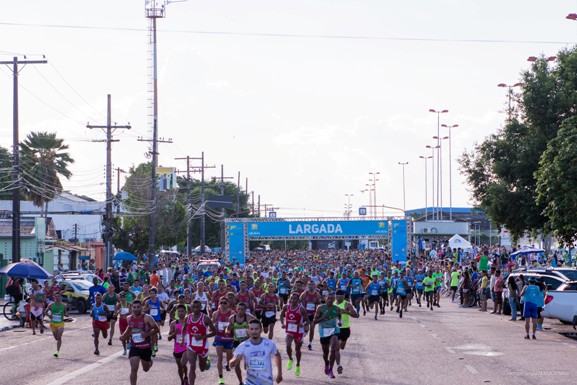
[108,339,112,346]
[154,344,159,352]
[152,351,156,358]
[374,315,377,320]
[328,369,336,379]
[324,364,330,375]
[308,343,312,351]
[54,351,60,358]
[225,364,231,371]
[295,366,301,377]
[94,349,100,356]
[123,349,127,356]
[399,309,403,318]
[287,359,293,370]
[40,328,44,334]
[532,335,536,340]
[218,377,225,385]
[524,335,530,340]
[337,365,343,374]
[206,356,211,370]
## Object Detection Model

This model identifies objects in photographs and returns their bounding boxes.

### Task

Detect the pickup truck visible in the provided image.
[541,281,577,327]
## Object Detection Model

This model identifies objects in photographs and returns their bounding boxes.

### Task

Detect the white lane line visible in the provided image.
[465,365,478,374]
[0,325,93,354]
[419,324,426,328]
[431,334,439,338]
[445,347,455,354]
[46,350,124,385]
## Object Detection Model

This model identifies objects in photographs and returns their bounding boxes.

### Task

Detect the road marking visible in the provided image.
[419,324,426,328]
[465,365,478,374]
[46,350,124,385]
[445,347,455,354]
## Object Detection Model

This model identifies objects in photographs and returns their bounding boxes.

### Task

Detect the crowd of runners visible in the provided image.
[5,244,572,385]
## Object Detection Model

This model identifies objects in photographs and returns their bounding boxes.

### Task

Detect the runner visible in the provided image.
[168,304,189,385]
[229,319,283,385]
[277,271,291,309]
[227,302,256,385]
[313,292,341,379]
[119,300,159,385]
[423,270,435,311]
[334,289,359,375]
[300,280,322,350]
[144,287,164,357]
[104,284,118,346]
[377,272,388,315]
[414,269,425,307]
[348,272,363,316]
[394,271,409,318]
[236,280,256,315]
[44,292,67,357]
[29,280,46,335]
[181,300,217,385]
[280,292,309,377]
[212,297,235,385]
[91,292,110,355]
[116,291,132,355]
[366,274,382,320]
[193,281,211,315]
[249,279,265,320]
[260,283,279,340]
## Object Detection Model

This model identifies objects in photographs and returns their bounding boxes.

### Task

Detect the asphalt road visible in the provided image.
[1,298,575,385]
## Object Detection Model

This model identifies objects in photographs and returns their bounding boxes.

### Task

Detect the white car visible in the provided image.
[541,281,577,326]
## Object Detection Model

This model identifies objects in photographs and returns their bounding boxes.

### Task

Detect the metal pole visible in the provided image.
[449,126,453,221]
[105,95,112,270]
[186,157,192,256]
[200,152,206,254]
[398,162,408,213]
[148,16,159,271]
[11,57,20,263]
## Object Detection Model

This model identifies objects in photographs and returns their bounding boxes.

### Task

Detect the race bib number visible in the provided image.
[322,291,329,296]
[120,308,129,315]
[255,298,260,304]
[235,328,247,338]
[265,311,275,318]
[107,304,116,311]
[52,314,62,323]
[279,288,287,294]
[248,357,265,371]
[371,290,379,296]
[306,303,316,311]
[287,323,298,333]
[150,308,159,317]
[323,328,335,337]
[98,315,107,322]
[218,322,228,331]
[246,310,251,315]
[201,303,206,310]
[190,336,204,347]
[176,334,184,343]
[132,332,144,343]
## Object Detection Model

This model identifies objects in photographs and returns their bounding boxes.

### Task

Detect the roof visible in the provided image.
[0,218,36,238]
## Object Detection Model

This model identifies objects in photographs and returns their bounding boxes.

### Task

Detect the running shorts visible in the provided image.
[129,346,152,362]
[92,320,109,330]
[338,327,351,342]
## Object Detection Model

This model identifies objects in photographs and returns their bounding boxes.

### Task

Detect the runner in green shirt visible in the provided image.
[44,292,67,357]
[423,272,435,311]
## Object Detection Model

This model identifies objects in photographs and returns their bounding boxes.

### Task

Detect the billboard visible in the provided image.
[392,219,407,262]
[246,220,389,238]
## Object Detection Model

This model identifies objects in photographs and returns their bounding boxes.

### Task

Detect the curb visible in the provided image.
[0,324,20,332]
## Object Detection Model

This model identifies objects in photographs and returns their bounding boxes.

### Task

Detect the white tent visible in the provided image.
[448,234,472,251]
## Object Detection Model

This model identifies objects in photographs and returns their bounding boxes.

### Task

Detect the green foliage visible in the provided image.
[0,146,12,200]
[461,47,577,243]
[20,132,74,215]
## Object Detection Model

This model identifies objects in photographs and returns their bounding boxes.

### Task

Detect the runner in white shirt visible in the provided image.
[229,319,283,385]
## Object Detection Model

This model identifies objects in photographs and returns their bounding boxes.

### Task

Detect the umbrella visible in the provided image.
[0,259,53,279]
[510,246,544,258]
[113,251,138,261]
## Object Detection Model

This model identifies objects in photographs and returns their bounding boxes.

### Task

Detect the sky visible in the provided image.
[1,0,576,218]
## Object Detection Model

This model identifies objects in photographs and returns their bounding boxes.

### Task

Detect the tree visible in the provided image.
[0,146,12,200]
[460,48,577,240]
[536,116,577,246]
[20,132,74,216]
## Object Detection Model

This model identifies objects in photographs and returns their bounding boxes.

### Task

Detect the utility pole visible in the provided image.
[116,167,126,214]
[186,153,215,255]
[87,94,131,270]
[175,156,193,256]
[219,165,234,249]
[0,56,47,263]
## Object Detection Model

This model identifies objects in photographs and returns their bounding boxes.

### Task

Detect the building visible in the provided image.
[0,217,54,263]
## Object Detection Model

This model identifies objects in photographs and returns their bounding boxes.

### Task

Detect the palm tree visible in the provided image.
[20,132,74,216]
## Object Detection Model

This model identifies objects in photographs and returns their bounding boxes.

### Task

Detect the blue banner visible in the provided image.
[246,220,389,238]
[227,223,246,265]
[392,219,407,262]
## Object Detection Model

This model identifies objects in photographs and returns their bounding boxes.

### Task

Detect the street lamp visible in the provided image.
[433,135,449,219]
[361,188,372,217]
[398,162,408,213]
[369,171,380,219]
[429,109,448,221]
[419,155,432,220]
[441,124,458,221]
[425,144,439,220]
[497,83,522,121]
[344,193,354,218]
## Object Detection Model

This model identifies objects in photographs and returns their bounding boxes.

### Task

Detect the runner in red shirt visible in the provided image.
[280,292,310,377]
[181,300,217,385]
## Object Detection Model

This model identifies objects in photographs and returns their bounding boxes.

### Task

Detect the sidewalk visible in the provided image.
[0,299,22,332]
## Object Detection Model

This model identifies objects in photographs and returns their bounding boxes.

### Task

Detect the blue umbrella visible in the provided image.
[0,259,53,279]
[113,251,138,261]
[510,246,544,258]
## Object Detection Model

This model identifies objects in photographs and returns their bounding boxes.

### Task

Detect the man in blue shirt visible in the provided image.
[89,277,106,305]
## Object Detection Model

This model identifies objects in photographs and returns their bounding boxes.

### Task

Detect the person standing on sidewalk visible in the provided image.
[507,275,519,321]
[519,277,541,340]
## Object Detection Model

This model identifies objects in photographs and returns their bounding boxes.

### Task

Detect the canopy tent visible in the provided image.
[448,234,472,251]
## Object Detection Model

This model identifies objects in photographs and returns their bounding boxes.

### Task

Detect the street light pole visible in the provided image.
[344,193,354,218]
[425,144,438,220]
[497,83,521,122]
[429,109,448,221]
[369,171,380,219]
[398,162,408,213]
[419,155,432,219]
[441,124,458,221]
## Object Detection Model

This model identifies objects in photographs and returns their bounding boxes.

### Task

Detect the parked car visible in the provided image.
[503,272,567,317]
[524,267,577,282]
[541,281,577,325]
[59,279,91,314]
[59,272,103,285]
